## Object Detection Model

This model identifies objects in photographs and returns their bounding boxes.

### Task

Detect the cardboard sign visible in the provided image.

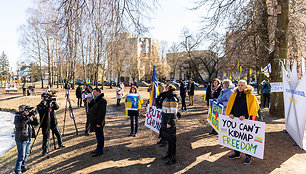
[207,100,223,132]
[145,104,162,133]
[270,82,283,92]
[218,115,266,159]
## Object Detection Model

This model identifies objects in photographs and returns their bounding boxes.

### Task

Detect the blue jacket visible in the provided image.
[217,86,234,111]
[180,82,187,97]
[261,83,271,94]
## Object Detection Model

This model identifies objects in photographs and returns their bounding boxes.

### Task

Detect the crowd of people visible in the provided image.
[13,77,268,173]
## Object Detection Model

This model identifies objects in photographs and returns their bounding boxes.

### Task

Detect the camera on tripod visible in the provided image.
[23,106,37,118]
[42,91,57,102]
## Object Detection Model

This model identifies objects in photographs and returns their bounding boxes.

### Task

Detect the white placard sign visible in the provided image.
[218,115,266,159]
[145,104,162,133]
[270,82,283,92]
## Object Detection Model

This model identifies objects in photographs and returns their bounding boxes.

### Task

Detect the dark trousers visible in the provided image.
[117,99,121,106]
[263,93,270,108]
[84,103,90,133]
[234,150,251,158]
[95,129,104,153]
[23,88,26,96]
[181,96,186,110]
[77,98,82,107]
[167,127,176,158]
[130,116,139,134]
[42,125,63,152]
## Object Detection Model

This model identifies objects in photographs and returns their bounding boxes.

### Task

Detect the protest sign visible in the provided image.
[218,115,266,159]
[207,100,223,132]
[282,61,306,150]
[145,104,162,133]
[270,82,283,92]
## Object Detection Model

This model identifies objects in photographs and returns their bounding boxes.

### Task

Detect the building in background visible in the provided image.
[106,32,167,83]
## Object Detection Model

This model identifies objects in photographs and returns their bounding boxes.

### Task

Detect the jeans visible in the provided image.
[130,116,139,134]
[181,96,186,110]
[15,140,31,174]
[95,129,104,153]
[42,125,63,152]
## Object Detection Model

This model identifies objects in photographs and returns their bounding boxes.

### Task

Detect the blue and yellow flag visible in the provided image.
[149,66,159,106]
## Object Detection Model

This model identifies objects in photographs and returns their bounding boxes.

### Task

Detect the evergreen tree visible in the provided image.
[0,51,10,76]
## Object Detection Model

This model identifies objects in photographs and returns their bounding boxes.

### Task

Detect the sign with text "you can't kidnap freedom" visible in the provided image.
[218,115,266,159]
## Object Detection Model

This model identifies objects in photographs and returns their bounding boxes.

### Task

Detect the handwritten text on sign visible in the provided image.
[145,104,162,134]
[207,100,223,132]
[270,82,283,93]
[218,115,265,159]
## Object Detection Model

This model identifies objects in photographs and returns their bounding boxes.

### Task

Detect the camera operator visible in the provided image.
[37,93,65,156]
[82,85,93,135]
[64,82,71,96]
[14,105,38,174]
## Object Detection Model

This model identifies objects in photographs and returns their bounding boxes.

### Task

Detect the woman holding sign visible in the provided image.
[160,84,179,165]
[125,86,143,137]
[225,80,260,165]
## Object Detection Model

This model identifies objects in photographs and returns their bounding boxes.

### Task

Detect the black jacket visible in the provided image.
[156,92,167,109]
[14,111,38,142]
[88,93,107,131]
[180,82,187,97]
[37,101,59,129]
[188,82,195,95]
[206,85,222,103]
[76,86,82,98]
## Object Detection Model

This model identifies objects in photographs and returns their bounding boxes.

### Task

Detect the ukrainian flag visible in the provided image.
[149,66,159,106]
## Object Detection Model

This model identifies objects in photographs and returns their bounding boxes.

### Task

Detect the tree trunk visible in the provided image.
[270,0,289,117]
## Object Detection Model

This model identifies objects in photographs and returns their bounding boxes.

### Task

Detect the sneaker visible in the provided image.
[84,132,89,136]
[128,133,133,137]
[133,133,137,137]
[41,151,47,157]
[92,152,103,157]
[21,166,30,172]
[243,156,252,165]
[228,153,240,159]
[91,150,98,154]
[58,144,66,148]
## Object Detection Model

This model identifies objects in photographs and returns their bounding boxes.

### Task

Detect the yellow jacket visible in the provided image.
[225,85,259,118]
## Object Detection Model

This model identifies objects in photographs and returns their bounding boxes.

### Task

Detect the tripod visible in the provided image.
[30,101,56,158]
[62,90,79,136]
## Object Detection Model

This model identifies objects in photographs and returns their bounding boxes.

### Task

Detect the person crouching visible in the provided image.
[160,84,179,165]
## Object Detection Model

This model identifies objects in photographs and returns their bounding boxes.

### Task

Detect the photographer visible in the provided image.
[37,93,65,156]
[14,105,38,174]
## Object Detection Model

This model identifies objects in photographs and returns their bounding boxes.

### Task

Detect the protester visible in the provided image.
[180,80,187,111]
[76,84,83,107]
[116,84,123,106]
[87,88,107,157]
[82,85,93,135]
[261,79,271,108]
[22,83,26,96]
[156,85,167,147]
[225,80,260,165]
[125,86,143,137]
[217,79,235,114]
[45,86,50,94]
[187,78,195,106]
[37,94,65,156]
[119,82,125,96]
[205,78,222,106]
[64,82,71,95]
[160,84,179,165]
[14,105,38,174]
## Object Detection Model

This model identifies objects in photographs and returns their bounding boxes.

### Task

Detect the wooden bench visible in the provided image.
[5,88,18,93]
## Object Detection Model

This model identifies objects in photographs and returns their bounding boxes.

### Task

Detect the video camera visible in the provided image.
[42,91,57,102]
[24,106,37,117]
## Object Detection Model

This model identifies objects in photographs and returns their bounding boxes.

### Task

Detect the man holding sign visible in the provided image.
[225,80,260,164]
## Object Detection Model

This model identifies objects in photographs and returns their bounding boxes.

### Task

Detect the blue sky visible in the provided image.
[0,0,205,71]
